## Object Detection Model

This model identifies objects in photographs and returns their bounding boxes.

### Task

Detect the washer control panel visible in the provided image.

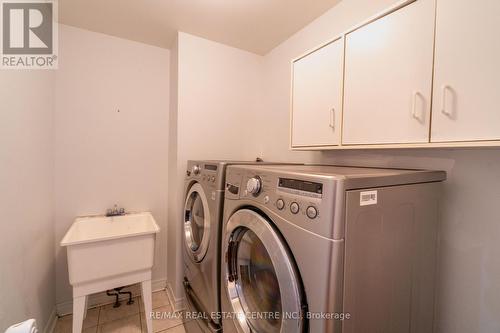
[186,162,219,191]
[231,171,325,222]
[224,165,338,239]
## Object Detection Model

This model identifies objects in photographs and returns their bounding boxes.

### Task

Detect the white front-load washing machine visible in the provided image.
[182,160,299,333]
[220,164,446,333]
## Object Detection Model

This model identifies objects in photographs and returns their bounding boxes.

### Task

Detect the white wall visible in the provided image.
[54,25,170,308]
[257,1,500,332]
[0,71,55,331]
[167,32,264,299]
[176,32,264,162]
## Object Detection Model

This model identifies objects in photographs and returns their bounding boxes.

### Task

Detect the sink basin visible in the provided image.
[61,212,160,246]
[61,212,159,333]
[61,212,160,286]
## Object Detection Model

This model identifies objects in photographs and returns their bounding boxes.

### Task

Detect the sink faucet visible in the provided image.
[106,205,126,217]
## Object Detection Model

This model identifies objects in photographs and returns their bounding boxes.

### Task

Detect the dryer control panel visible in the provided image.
[225,166,339,239]
[186,161,221,193]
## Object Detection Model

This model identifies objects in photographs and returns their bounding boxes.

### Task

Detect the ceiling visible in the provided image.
[58,0,342,55]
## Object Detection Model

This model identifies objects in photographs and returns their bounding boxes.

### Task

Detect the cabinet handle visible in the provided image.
[412,91,423,121]
[441,85,452,116]
[329,108,335,129]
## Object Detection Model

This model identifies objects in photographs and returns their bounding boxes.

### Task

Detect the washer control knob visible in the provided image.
[290,202,300,214]
[276,199,285,210]
[192,165,201,175]
[306,206,318,219]
[246,176,262,195]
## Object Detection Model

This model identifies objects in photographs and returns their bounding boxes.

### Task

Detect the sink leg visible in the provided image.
[141,280,153,333]
[73,295,87,333]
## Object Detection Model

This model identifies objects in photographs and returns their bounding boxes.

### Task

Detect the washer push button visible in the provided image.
[306,206,318,219]
[276,199,285,210]
[290,202,300,214]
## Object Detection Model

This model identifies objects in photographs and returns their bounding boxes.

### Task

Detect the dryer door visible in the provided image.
[184,183,211,262]
[223,209,306,333]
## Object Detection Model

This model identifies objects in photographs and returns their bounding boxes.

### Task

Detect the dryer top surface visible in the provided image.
[227,164,446,189]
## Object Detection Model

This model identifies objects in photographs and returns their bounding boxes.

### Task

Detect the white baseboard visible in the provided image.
[56,279,168,316]
[166,282,185,312]
[43,309,57,333]
[151,279,168,291]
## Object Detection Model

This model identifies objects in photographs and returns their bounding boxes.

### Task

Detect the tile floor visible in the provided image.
[55,290,187,333]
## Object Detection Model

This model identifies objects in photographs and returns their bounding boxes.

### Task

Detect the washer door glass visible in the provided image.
[236,228,282,332]
[186,191,204,251]
[184,183,210,262]
[224,209,305,333]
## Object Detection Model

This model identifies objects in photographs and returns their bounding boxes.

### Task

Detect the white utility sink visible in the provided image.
[61,212,160,333]
[61,212,159,246]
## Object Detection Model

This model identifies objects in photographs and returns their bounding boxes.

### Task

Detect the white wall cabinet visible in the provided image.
[291,37,343,147]
[342,0,435,145]
[431,0,500,142]
[290,0,500,150]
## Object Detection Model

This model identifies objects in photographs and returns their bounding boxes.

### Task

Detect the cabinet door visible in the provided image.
[431,0,500,142]
[342,0,435,145]
[291,37,343,147]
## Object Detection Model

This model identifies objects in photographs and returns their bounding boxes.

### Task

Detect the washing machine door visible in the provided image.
[184,183,211,262]
[223,209,305,333]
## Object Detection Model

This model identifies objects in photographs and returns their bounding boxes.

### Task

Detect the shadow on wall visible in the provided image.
[318,149,456,172]
[36,263,56,331]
